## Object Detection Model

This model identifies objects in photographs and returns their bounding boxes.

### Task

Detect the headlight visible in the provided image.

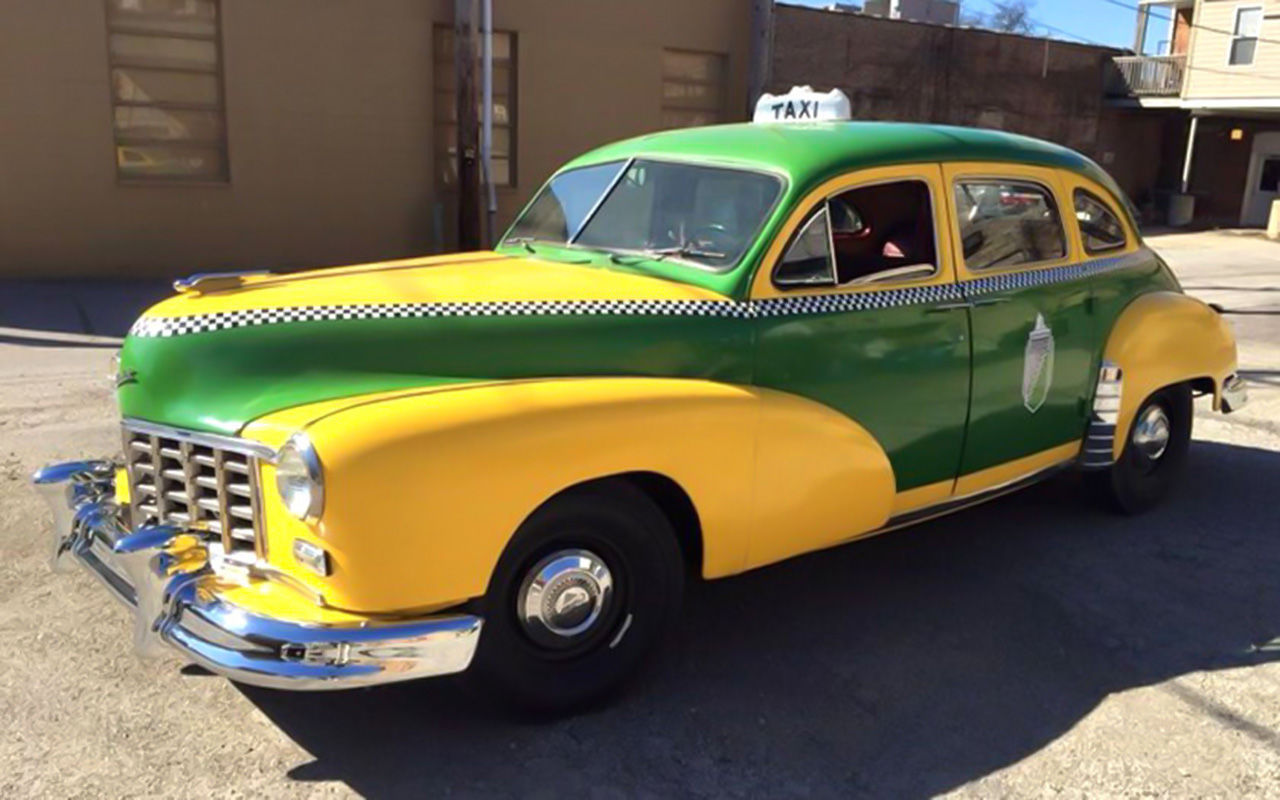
[276,433,324,523]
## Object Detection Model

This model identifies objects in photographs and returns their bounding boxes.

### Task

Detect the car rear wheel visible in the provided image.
[1091,383,1192,514]
[469,480,684,712]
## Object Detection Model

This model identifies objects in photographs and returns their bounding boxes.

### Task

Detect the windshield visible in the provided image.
[504,159,784,270]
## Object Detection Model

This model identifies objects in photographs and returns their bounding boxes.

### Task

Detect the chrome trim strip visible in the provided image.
[881,458,1075,533]
[122,418,276,461]
[1080,360,1123,469]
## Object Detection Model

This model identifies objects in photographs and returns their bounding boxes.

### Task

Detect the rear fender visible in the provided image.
[1102,291,1238,459]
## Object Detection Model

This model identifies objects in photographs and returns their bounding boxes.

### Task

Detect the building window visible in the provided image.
[106,0,228,182]
[434,27,516,188]
[1229,7,1262,66]
[661,50,727,129]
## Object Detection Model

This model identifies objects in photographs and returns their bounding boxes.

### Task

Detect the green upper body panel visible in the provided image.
[506,121,1136,298]
[118,121,1169,491]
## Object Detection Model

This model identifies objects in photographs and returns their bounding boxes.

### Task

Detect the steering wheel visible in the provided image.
[687,223,734,254]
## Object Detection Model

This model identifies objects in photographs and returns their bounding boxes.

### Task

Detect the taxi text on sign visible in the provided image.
[753,86,853,123]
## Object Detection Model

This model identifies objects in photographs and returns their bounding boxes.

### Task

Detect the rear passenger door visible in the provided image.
[943,164,1095,489]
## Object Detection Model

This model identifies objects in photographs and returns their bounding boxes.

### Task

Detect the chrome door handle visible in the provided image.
[925,302,974,313]
[971,297,1011,306]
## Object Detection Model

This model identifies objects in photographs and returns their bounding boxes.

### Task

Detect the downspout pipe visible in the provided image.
[481,0,497,245]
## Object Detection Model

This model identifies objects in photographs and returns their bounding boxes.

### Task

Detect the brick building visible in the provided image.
[770,3,1179,221]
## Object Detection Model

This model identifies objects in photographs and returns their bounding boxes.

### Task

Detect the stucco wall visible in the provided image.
[0,0,749,278]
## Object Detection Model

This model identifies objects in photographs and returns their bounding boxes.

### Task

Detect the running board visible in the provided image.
[877,460,1075,535]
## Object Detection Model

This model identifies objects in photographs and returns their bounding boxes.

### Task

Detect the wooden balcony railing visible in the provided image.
[1106,54,1186,98]
[1111,54,1187,97]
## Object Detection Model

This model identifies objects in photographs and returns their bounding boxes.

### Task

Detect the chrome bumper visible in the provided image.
[1222,373,1248,413]
[33,460,482,690]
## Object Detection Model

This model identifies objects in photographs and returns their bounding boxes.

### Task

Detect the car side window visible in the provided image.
[828,180,937,284]
[775,206,835,286]
[954,179,1066,270]
[1073,189,1127,254]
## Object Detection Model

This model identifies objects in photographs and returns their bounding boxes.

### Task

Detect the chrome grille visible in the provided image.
[122,424,265,556]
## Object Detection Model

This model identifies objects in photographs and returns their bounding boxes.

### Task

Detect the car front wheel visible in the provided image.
[469,480,684,712]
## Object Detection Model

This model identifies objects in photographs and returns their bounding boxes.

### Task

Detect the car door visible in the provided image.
[942,163,1095,492]
[751,164,971,517]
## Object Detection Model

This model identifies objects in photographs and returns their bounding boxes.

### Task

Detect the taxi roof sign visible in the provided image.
[754,85,852,124]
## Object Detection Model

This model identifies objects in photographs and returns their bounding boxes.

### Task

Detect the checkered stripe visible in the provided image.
[754,282,964,317]
[961,250,1146,296]
[128,298,752,337]
[128,250,1153,337]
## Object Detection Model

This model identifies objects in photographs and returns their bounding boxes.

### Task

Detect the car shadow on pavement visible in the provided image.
[238,440,1280,798]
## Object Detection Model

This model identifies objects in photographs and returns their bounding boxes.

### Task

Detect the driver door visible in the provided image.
[751,164,971,522]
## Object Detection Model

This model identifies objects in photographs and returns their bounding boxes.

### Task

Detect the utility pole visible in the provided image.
[748,0,774,113]
[454,0,481,250]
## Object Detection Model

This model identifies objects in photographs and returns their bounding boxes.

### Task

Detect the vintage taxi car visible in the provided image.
[36,89,1247,708]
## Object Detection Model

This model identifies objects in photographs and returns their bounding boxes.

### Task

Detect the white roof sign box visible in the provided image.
[753,85,852,123]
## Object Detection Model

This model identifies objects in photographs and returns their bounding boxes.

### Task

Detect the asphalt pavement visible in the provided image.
[0,230,1277,798]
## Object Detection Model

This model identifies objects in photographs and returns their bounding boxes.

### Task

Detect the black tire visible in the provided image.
[1090,383,1193,514]
[469,480,684,712]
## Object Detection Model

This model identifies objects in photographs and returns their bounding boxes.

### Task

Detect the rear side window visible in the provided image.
[1074,189,1127,254]
[954,180,1066,270]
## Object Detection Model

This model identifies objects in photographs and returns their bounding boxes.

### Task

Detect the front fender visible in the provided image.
[1103,291,1238,459]
[247,378,894,614]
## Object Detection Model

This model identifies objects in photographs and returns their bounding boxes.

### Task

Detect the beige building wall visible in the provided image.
[1183,0,1280,99]
[442,0,751,251]
[0,0,749,278]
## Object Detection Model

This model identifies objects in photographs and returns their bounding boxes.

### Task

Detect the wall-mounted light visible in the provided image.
[1231,128,1245,141]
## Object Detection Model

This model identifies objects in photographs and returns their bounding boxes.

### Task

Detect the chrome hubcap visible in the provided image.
[1132,404,1171,461]
[518,549,614,648]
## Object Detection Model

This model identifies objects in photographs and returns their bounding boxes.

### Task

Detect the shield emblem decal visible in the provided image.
[1022,313,1055,413]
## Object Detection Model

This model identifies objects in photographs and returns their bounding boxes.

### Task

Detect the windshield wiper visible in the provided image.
[646,244,727,260]
[610,244,727,264]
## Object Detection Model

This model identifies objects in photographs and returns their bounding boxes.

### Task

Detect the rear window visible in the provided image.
[1074,189,1127,254]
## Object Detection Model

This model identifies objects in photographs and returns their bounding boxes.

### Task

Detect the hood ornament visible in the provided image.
[174,270,271,295]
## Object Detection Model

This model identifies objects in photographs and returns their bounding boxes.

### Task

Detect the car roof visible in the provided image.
[565,121,1127,207]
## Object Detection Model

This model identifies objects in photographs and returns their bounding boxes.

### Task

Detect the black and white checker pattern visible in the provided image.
[128,298,751,337]
[127,250,1152,338]
[961,251,1145,296]
[754,282,964,317]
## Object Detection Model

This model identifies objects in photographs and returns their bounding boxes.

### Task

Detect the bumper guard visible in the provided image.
[33,460,482,690]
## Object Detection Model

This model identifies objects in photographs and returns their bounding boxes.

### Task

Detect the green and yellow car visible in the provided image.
[36,108,1247,708]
